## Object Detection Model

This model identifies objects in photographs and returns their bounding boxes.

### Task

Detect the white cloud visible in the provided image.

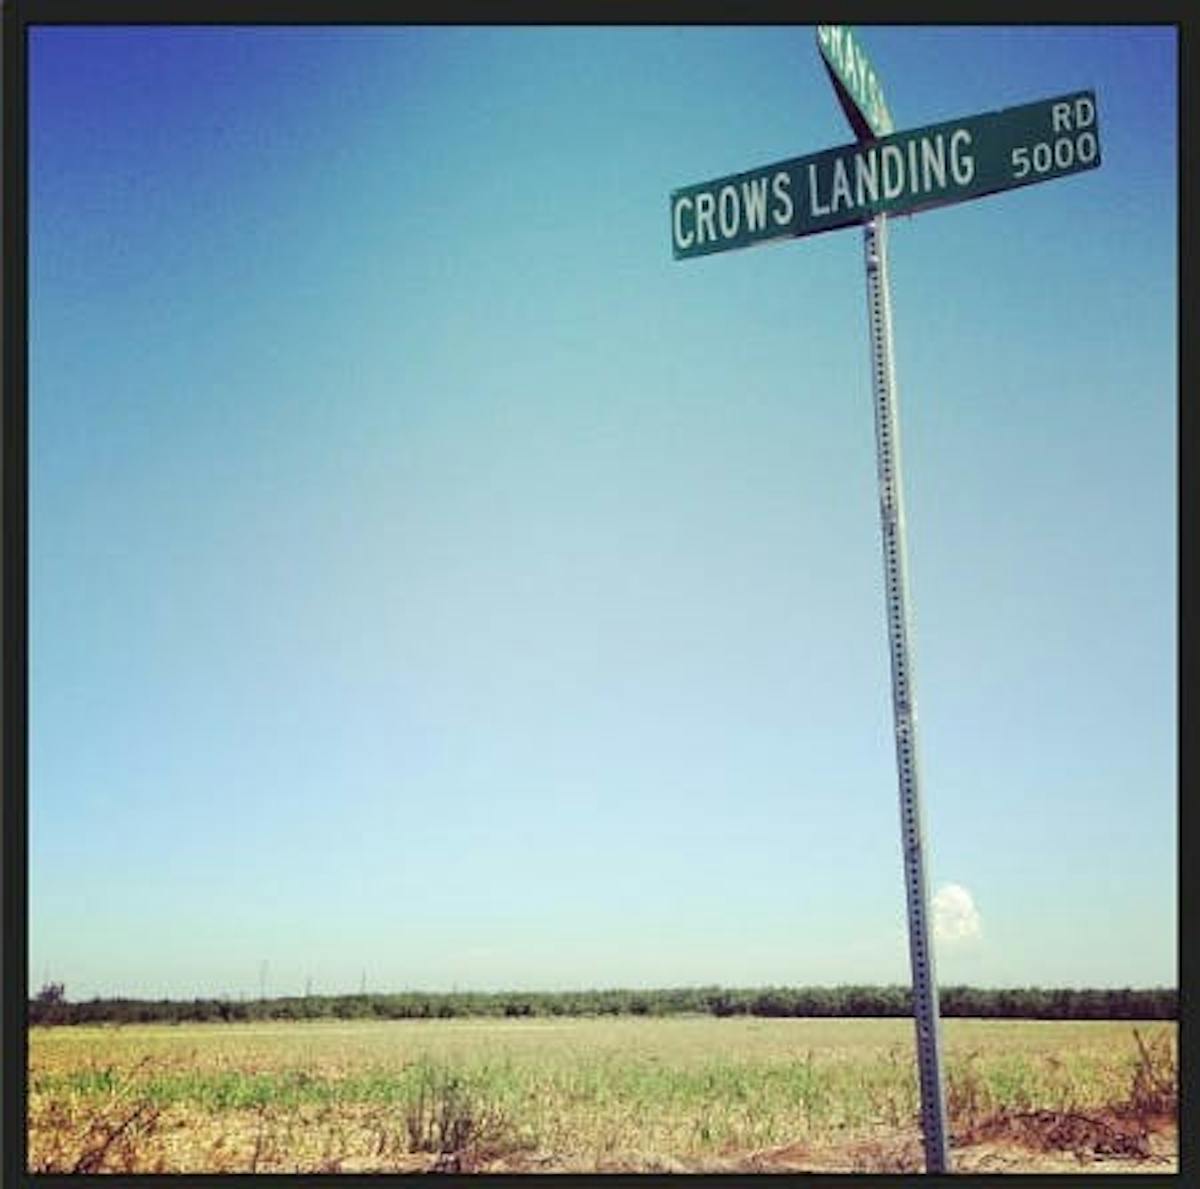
[932,883,982,945]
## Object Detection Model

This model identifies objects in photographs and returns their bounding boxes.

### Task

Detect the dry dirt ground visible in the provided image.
[30,1106,1178,1175]
[358,1112,1179,1174]
[711,1115,1180,1176]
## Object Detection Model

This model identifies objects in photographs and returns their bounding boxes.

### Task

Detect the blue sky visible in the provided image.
[29,25,1175,999]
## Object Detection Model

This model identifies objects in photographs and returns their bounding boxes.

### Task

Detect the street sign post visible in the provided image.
[670,91,1100,260]
[821,25,948,1171]
[669,34,1102,1176]
[861,210,950,1174]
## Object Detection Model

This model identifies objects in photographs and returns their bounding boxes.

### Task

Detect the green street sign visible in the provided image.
[816,25,893,140]
[670,90,1100,260]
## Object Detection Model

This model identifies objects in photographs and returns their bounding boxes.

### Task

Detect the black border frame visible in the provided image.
[3,7,1192,1189]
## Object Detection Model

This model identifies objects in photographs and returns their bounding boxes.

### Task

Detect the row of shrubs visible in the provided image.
[29,983,1177,1026]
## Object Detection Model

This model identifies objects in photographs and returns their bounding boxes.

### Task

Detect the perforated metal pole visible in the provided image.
[862,213,950,1174]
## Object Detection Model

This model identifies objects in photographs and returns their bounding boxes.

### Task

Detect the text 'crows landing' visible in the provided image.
[670,91,1098,260]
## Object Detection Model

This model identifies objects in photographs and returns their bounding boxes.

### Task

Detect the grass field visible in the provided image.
[28,1016,1178,1173]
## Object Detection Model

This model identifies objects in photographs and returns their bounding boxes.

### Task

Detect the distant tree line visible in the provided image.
[28,983,1177,1027]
